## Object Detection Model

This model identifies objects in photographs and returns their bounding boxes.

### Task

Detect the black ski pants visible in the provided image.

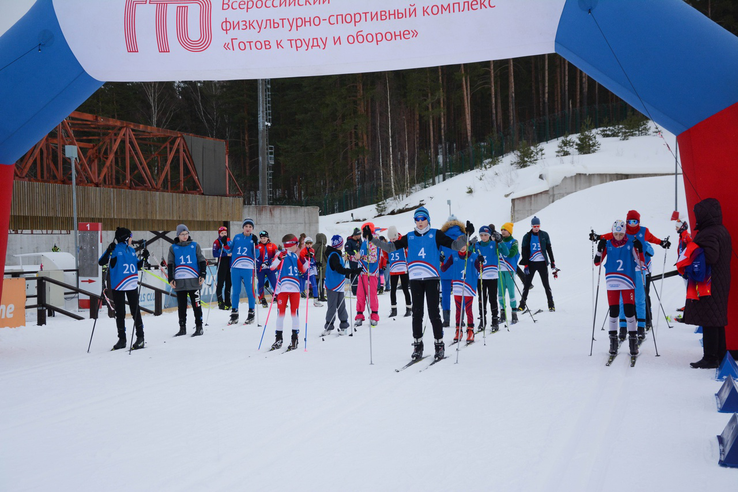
[177,289,203,326]
[477,278,499,323]
[644,273,653,327]
[520,262,554,308]
[112,289,143,338]
[410,278,443,340]
[703,326,727,362]
[216,258,232,304]
[390,273,411,307]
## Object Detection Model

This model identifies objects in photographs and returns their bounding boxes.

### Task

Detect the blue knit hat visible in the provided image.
[531,216,541,226]
[479,225,491,235]
[242,217,255,228]
[331,235,344,249]
[414,206,430,224]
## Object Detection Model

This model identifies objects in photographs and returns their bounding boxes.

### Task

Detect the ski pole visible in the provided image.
[638,261,660,357]
[368,276,374,365]
[205,257,220,326]
[455,242,470,365]
[304,265,310,351]
[591,229,595,333]
[650,284,673,329]
[590,260,603,356]
[251,267,260,327]
[655,235,669,329]
[511,272,537,323]
[129,238,146,355]
[257,262,283,350]
[87,281,107,353]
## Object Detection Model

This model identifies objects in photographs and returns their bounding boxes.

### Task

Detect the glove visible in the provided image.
[524,266,530,275]
[466,221,475,236]
[142,249,150,260]
[439,251,446,263]
[551,261,556,270]
[492,231,502,243]
[279,251,287,259]
[362,225,373,241]
[633,238,643,253]
[597,239,607,253]
[469,236,479,246]
[589,231,601,242]
[219,236,227,245]
[661,238,671,249]
[107,242,116,254]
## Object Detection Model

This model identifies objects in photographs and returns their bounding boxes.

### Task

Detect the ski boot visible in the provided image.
[313,299,324,308]
[517,301,526,312]
[378,286,384,295]
[132,337,145,350]
[411,339,424,360]
[404,306,412,317]
[112,335,126,350]
[609,332,619,355]
[370,319,378,327]
[271,331,283,350]
[218,300,226,310]
[637,326,646,341]
[466,328,475,344]
[321,327,333,337]
[548,304,556,312]
[174,322,186,337]
[511,311,518,325]
[288,330,299,351]
[389,306,398,318]
[192,323,203,337]
[628,332,639,356]
[228,310,239,325]
[499,308,506,324]
[442,309,451,328]
[490,317,499,333]
[354,317,363,327]
[478,318,486,332]
[245,309,256,325]
[618,326,627,342]
[260,297,269,308]
[300,291,307,299]
[453,326,462,342]
[434,339,445,360]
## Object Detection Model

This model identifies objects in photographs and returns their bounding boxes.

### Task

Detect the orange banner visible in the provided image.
[1,278,26,328]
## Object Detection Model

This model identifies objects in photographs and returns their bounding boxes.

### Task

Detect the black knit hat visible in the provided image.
[115,227,132,243]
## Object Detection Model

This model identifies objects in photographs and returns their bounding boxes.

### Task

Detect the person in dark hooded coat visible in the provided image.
[682,198,732,368]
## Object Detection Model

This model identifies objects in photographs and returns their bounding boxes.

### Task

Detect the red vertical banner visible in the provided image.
[0,165,14,305]
[677,102,738,352]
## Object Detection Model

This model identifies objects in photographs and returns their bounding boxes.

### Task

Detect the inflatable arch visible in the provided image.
[1,0,737,347]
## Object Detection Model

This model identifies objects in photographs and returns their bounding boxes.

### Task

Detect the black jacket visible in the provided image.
[325,246,357,276]
[345,236,361,265]
[683,198,732,327]
[519,230,554,266]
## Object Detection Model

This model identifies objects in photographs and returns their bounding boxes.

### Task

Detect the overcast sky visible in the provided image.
[0,0,36,37]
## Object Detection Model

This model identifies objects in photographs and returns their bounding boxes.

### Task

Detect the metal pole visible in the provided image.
[675,138,679,212]
[65,146,79,291]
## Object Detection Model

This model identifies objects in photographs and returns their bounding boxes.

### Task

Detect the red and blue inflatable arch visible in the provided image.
[1,0,736,347]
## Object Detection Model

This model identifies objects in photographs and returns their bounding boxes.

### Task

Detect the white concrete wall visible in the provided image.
[5,205,320,266]
[510,173,672,222]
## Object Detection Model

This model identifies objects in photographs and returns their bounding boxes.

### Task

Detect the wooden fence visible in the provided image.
[10,181,243,231]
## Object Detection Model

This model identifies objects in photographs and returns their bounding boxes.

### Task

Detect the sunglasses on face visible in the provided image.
[415,216,428,222]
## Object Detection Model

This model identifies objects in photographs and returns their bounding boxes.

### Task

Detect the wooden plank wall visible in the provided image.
[11,181,243,231]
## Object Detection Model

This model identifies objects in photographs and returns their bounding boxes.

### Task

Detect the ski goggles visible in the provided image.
[627,219,639,226]
[414,215,428,222]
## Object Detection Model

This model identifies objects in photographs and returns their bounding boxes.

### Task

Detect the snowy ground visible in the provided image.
[2,130,736,491]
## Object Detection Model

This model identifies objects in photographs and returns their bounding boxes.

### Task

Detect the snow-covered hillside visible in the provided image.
[2,128,735,492]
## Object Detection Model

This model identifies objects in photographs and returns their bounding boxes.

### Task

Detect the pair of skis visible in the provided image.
[395,355,449,373]
[606,337,645,367]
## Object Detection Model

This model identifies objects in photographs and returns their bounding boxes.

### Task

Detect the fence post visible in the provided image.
[37,277,46,326]
[155,290,163,316]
